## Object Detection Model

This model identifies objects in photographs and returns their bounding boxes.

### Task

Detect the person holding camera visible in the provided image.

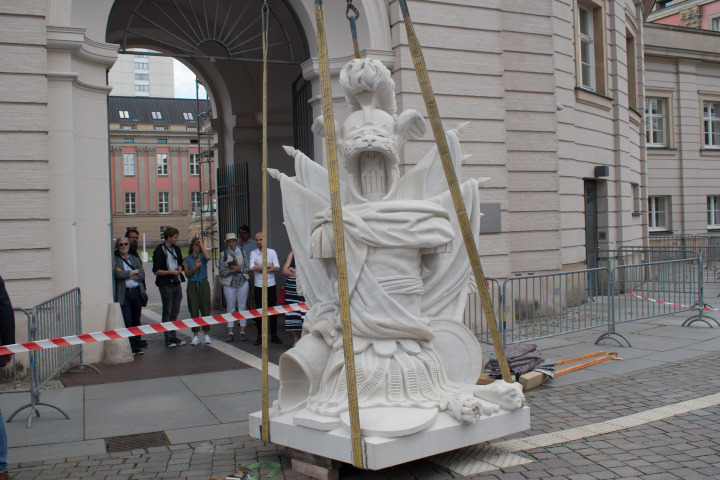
[152,227,186,347]
[219,232,250,342]
[183,237,212,345]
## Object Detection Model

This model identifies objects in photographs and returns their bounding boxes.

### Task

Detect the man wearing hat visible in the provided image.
[218,232,250,341]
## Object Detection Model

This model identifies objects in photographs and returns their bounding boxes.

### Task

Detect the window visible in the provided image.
[648,196,669,231]
[157,153,168,176]
[134,62,148,70]
[125,192,136,214]
[118,110,129,119]
[135,73,149,81]
[645,98,667,147]
[135,85,149,92]
[626,30,637,110]
[713,17,720,31]
[123,138,134,143]
[120,124,135,130]
[151,111,163,120]
[191,191,202,211]
[190,153,200,176]
[183,112,194,121]
[704,101,720,148]
[154,125,168,131]
[134,54,148,59]
[158,192,170,214]
[157,139,167,144]
[123,153,135,176]
[575,0,606,94]
[709,197,720,228]
[632,183,641,216]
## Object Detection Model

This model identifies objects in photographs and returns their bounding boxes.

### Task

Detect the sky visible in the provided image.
[173,59,207,99]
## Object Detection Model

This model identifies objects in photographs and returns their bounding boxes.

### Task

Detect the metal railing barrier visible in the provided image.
[7,288,100,428]
[462,278,502,345]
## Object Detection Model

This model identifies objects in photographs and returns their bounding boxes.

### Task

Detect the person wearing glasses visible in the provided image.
[113,236,146,355]
[124,228,148,348]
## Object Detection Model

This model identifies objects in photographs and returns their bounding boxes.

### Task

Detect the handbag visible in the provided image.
[140,290,149,307]
[277,286,286,305]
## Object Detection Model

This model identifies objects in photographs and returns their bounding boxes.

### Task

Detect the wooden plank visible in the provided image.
[556,350,606,366]
[555,353,617,377]
[518,371,549,390]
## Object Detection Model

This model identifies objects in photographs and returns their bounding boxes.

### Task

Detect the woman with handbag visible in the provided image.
[183,237,212,345]
[219,232,250,342]
[113,236,146,355]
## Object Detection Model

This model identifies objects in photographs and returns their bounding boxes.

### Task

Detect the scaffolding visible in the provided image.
[195,80,218,273]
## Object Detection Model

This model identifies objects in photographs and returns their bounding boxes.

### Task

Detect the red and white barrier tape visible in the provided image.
[0,302,308,356]
[626,291,718,311]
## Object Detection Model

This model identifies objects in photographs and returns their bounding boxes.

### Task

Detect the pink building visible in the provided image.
[109,96,211,247]
[649,0,720,29]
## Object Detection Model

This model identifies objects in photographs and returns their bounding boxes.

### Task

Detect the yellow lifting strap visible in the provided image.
[397,0,513,383]
[260,0,271,443]
[314,0,365,469]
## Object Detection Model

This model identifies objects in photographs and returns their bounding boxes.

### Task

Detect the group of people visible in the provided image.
[112,225,306,355]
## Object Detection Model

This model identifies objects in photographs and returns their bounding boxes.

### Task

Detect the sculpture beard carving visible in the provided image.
[340,113,401,203]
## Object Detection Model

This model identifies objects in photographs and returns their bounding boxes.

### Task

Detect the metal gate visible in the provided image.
[292,74,313,157]
[217,163,250,243]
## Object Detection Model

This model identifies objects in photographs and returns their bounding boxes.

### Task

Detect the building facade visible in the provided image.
[645,1,720,234]
[108,50,175,97]
[108,96,210,248]
[0,0,653,363]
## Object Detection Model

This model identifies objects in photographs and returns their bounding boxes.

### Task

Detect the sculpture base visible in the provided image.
[248,406,531,470]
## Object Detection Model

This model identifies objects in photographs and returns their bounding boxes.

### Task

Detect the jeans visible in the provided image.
[120,289,143,352]
[0,404,7,472]
[253,285,278,339]
[224,283,249,329]
[159,283,182,345]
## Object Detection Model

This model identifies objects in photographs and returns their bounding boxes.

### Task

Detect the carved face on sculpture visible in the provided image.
[311,58,427,203]
[340,108,400,203]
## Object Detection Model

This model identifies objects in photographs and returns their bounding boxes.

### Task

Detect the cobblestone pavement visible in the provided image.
[8,348,720,479]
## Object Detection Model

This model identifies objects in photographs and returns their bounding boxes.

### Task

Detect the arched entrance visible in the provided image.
[105,0,313,256]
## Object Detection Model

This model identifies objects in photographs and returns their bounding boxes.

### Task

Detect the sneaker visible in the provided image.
[133,348,144,355]
[226,333,234,342]
[178,339,187,346]
[139,340,148,348]
[204,334,212,344]
[168,343,177,348]
[240,332,247,341]
[254,338,262,346]
[191,336,199,346]
[271,336,284,345]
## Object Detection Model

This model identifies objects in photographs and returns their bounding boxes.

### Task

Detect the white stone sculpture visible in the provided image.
[252,58,529,469]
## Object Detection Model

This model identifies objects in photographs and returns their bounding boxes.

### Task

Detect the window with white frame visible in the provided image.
[134,85,149,92]
[119,110,130,119]
[125,192,136,214]
[190,153,200,176]
[709,196,720,228]
[151,111,163,120]
[704,101,720,148]
[123,153,136,176]
[191,191,202,212]
[134,62,148,70]
[183,112,194,121]
[645,97,667,147]
[157,153,168,176]
[158,192,170,214]
[713,16,720,31]
[575,0,606,94]
[135,73,149,81]
[648,196,669,231]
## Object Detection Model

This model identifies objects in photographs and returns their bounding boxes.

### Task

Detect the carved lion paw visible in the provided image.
[441,394,499,423]
[473,380,525,411]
